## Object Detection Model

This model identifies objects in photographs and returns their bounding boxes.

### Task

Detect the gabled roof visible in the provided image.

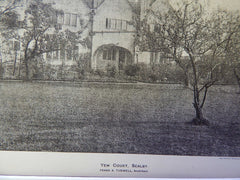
[127,0,141,14]
[81,0,141,14]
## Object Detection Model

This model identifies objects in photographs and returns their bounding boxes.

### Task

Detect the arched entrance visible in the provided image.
[93,44,133,71]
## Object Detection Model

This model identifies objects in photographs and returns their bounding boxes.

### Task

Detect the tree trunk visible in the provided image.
[0,50,3,79]
[24,39,32,81]
[24,57,29,80]
[234,68,240,93]
[188,53,209,126]
[236,77,240,94]
[13,51,17,76]
[192,100,209,126]
[184,71,189,87]
[18,56,21,78]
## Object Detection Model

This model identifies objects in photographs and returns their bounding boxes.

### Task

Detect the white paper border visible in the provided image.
[0,151,240,178]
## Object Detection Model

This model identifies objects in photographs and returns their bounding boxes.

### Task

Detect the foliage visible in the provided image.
[124,64,140,77]
[106,64,117,78]
[222,13,240,91]
[136,0,240,124]
[76,53,91,79]
[19,0,59,79]
[0,10,19,28]
[19,0,88,80]
[94,69,105,78]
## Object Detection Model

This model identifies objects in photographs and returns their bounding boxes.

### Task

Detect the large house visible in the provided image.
[91,0,172,70]
[0,0,171,79]
[91,0,138,71]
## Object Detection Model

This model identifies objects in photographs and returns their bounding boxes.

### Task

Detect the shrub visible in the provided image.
[137,63,149,81]
[106,64,117,78]
[124,64,140,77]
[149,72,158,82]
[76,53,91,79]
[95,69,105,78]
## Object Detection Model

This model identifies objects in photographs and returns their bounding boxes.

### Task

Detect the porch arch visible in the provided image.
[93,44,133,70]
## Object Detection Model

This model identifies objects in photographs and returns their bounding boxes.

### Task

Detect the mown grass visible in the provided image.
[0,81,239,156]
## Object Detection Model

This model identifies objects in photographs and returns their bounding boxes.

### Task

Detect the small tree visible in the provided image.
[137,0,234,125]
[223,13,240,93]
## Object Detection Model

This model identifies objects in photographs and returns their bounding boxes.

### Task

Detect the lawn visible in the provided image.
[0,81,239,156]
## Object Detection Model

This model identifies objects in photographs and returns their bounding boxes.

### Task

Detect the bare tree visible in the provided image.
[223,13,240,93]
[137,0,234,125]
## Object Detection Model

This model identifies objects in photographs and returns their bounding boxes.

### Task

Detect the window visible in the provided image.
[103,50,107,60]
[64,13,71,25]
[107,50,112,60]
[57,13,64,24]
[106,18,128,30]
[122,20,127,30]
[117,19,122,29]
[51,13,57,24]
[71,14,77,27]
[111,19,117,29]
[106,18,108,29]
[103,48,116,61]
[112,49,116,60]
[63,13,78,27]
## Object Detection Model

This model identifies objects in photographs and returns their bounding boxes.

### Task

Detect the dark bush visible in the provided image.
[149,72,158,82]
[76,53,91,79]
[95,69,105,78]
[106,64,117,78]
[137,63,149,81]
[124,64,140,77]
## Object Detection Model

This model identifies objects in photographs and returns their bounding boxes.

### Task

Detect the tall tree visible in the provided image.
[20,0,60,80]
[0,0,21,78]
[21,0,88,80]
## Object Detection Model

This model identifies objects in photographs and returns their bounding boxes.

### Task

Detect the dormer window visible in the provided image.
[71,14,77,27]
[106,18,128,30]
[64,13,71,25]
[57,13,78,27]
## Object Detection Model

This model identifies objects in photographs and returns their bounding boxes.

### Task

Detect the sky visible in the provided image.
[208,0,240,11]
[169,0,240,12]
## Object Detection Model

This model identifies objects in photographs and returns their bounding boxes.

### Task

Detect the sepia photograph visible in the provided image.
[0,0,240,158]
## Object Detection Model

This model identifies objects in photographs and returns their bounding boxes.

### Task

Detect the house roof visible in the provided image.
[81,0,141,14]
[127,0,141,14]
